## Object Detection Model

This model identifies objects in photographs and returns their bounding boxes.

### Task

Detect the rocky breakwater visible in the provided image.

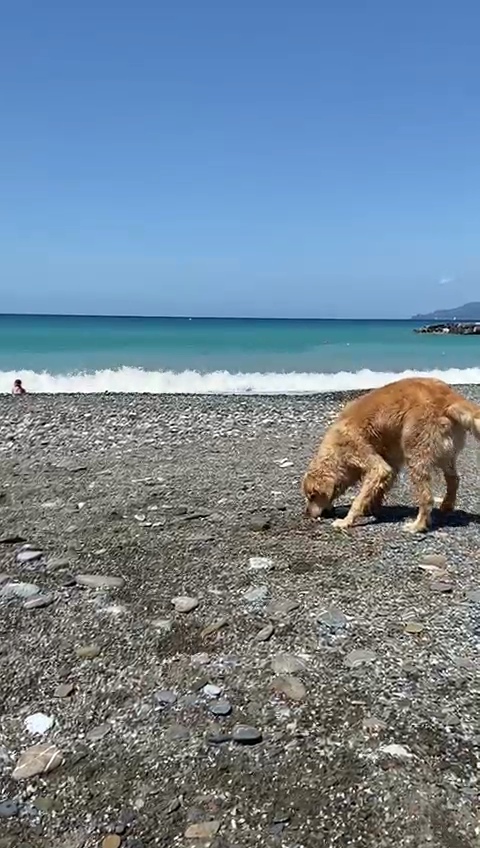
[415,322,480,335]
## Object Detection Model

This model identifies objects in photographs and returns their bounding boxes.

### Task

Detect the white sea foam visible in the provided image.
[2,366,480,394]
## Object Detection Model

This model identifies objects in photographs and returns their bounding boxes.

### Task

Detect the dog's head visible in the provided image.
[302,469,334,518]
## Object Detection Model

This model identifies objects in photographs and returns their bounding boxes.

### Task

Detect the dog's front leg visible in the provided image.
[332,459,394,530]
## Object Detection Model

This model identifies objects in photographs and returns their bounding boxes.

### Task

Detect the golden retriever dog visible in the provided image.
[302,377,480,533]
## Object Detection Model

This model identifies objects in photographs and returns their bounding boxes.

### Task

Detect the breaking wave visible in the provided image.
[2,366,480,394]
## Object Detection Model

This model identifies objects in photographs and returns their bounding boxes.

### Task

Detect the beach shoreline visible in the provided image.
[1,391,480,846]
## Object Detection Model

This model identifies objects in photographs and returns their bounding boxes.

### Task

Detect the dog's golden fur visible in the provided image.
[303,377,480,533]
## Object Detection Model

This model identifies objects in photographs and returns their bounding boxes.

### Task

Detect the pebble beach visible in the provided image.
[1,389,480,848]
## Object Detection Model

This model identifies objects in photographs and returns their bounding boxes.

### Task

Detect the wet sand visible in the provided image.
[1,390,480,847]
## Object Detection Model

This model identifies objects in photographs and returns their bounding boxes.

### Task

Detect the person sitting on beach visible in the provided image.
[12,379,26,395]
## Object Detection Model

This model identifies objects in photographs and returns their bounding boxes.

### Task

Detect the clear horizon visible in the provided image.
[2,0,479,318]
[0,310,465,321]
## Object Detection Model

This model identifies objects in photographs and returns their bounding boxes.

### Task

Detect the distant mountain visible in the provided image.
[412,302,480,321]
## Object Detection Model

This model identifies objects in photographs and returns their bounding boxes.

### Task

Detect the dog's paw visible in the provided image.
[332,517,353,531]
[403,519,428,534]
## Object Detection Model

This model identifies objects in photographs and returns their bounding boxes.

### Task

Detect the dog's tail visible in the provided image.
[447,397,480,439]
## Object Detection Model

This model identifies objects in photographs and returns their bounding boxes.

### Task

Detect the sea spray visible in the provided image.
[3,366,480,394]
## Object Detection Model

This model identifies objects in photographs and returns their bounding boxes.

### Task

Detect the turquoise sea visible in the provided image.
[1,314,480,393]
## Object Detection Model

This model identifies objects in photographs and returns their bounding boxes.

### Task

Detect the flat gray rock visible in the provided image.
[243,586,268,604]
[154,690,177,707]
[430,581,453,594]
[86,723,111,742]
[165,724,190,742]
[24,594,54,610]
[272,675,306,701]
[75,574,125,589]
[16,549,43,564]
[46,557,70,571]
[75,644,101,660]
[12,743,63,780]
[419,553,448,567]
[318,607,347,631]
[466,589,480,603]
[208,699,232,716]
[271,653,306,675]
[0,800,19,818]
[151,618,173,632]
[344,649,377,668]
[203,683,222,697]
[172,596,199,613]
[233,725,262,745]
[248,556,274,571]
[255,622,274,642]
[266,598,300,619]
[1,582,40,600]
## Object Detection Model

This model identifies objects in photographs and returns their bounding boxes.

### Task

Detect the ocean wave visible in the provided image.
[2,366,480,394]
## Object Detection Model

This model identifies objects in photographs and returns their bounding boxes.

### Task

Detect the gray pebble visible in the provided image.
[24,594,54,610]
[420,553,448,566]
[16,549,43,564]
[151,618,173,632]
[232,725,262,745]
[208,699,232,717]
[154,690,177,707]
[318,607,347,631]
[466,590,480,603]
[75,574,125,589]
[255,622,274,642]
[248,556,274,571]
[54,683,75,698]
[244,586,268,604]
[249,514,272,532]
[266,599,300,619]
[86,723,111,742]
[165,724,190,742]
[75,644,101,660]
[453,656,476,670]
[0,582,40,600]
[203,683,222,697]
[0,801,19,818]
[363,716,387,732]
[272,675,306,701]
[271,653,306,675]
[172,596,199,613]
[430,581,453,593]
[344,649,377,669]
[46,557,70,571]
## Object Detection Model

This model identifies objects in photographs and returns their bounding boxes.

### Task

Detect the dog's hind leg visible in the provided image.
[404,462,434,533]
[438,462,459,514]
[332,457,395,530]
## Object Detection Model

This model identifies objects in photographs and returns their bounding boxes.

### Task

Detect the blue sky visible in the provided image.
[1,0,479,318]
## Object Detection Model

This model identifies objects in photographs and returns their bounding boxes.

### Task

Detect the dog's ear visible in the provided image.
[302,469,334,501]
[302,470,319,498]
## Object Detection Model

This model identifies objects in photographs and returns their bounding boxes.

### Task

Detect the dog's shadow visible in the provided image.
[331,503,480,528]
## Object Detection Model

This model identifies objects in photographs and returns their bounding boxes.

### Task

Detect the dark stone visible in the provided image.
[232,725,262,745]
[0,800,19,818]
[0,535,26,544]
[61,574,77,587]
